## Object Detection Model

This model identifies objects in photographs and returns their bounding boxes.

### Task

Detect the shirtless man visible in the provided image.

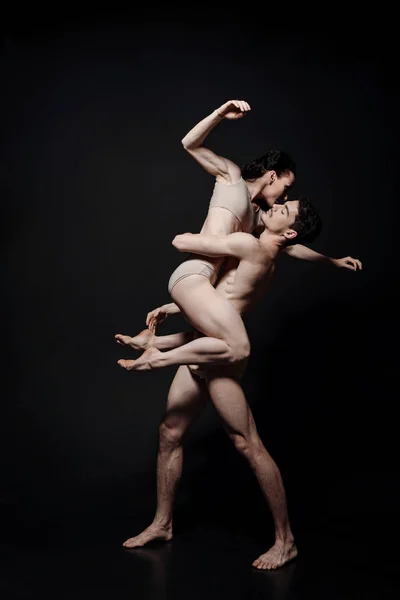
[116,101,361,568]
[118,197,324,570]
[118,197,321,374]
[118,99,360,371]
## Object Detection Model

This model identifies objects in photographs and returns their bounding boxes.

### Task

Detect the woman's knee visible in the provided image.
[172,280,250,363]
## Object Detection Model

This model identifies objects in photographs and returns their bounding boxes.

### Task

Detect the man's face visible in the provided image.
[262,200,299,236]
[263,171,295,207]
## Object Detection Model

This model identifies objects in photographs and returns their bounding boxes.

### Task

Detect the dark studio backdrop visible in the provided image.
[2,16,399,559]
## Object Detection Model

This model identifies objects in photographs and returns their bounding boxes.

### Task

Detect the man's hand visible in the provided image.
[216,100,251,120]
[332,256,363,271]
[146,305,169,332]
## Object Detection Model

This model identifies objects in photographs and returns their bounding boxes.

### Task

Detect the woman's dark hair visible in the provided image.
[288,196,323,246]
[241,150,296,180]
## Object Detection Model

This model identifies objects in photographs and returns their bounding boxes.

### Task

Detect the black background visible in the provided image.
[2,14,399,563]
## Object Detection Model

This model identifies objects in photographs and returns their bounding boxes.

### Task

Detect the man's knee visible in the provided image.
[230,432,262,459]
[159,421,183,450]
[230,433,251,455]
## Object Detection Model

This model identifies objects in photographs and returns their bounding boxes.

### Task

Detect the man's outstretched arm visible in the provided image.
[284,244,362,271]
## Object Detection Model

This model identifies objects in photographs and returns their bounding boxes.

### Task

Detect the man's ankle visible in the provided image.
[153,517,172,529]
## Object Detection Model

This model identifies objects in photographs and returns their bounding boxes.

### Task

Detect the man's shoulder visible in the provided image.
[231,233,261,255]
[232,232,258,244]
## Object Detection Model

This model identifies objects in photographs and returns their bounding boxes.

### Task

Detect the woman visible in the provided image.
[116,100,360,369]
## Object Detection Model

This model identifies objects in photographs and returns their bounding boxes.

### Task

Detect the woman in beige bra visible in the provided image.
[116,100,360,371]
[115,101,361,569]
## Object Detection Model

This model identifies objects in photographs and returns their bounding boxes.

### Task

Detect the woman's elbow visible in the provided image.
[181,137,191,150]
[181,136,198,151]
[172,235,186,252]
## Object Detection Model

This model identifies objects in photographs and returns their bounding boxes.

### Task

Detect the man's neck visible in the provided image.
[259,230,285,258]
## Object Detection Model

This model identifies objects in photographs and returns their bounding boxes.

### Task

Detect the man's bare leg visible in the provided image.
[123,365,208,548]
[118,278,250,371]
[206,372,297,570]
[115,330,194,351]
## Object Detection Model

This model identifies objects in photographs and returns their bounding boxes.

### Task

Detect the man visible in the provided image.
[116,100,361,568]
[117,99,360,370]
[118,198,322,371]
[117,198,325,569]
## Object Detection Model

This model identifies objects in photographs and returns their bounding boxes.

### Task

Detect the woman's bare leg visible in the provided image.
[206,372,297,570]
[123,365,208,548]
[118,277,250,371]
[116,330,194,351]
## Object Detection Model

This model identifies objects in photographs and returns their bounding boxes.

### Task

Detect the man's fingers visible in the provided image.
[349,257,363,271]
[146,311,156,327]
[341,259,354,270]
[146,307,167,331]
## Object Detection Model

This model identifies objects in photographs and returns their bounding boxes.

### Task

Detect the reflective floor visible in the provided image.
[1,520,399,600]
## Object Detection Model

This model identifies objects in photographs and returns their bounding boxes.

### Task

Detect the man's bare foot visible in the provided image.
[123,523,173,548]
[115,329,154,351]
[118,346,162,371]
[252,540,298,570]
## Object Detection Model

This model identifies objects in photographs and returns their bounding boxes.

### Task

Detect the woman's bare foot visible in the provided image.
[123,523,173,548]
[118,346,162,371]
[115,329,155,351]
[252,540,298,570]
